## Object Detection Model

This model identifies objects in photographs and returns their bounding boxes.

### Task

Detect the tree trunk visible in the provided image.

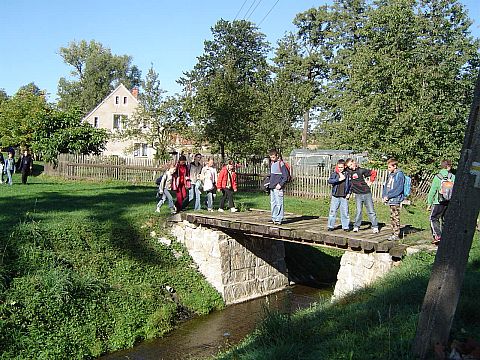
[220,142,225,163]
[302,110,309,148]
[412,72,480,358]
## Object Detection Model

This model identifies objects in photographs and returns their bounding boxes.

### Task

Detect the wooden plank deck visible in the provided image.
[179,210,411,258]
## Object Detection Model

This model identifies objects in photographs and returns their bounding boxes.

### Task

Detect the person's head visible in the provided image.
[178,155,187,165]
[8,152,13,158]
[345,158,357,170]
[23,149,28,156]
[193,153,202,164]
[168,164,176,174]
[269,149,279,162]
[387,158,398,173]
[226,160,235,171]
[441,159,452,171]
[207,158,214,167]
[337,159,346,172]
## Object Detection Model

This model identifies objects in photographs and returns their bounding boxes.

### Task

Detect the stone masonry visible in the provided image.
[170,220,289,305]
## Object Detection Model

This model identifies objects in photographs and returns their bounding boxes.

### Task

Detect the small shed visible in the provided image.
[289,149,368,169]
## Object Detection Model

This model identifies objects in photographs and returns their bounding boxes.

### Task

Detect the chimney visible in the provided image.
[131,87,139,99]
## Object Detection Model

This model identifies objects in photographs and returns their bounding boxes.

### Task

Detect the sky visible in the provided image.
[1,0,479,102]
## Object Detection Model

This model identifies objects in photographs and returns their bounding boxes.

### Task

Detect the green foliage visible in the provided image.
[57,40,141,115]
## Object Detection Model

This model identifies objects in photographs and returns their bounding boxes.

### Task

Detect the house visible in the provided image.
[82,83,155,158]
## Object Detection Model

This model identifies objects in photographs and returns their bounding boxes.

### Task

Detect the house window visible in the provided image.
[123,96,127,104]
[134,143,148,157]
[115,96,119,104]
[113,114,127,130]
[94,117,99,128]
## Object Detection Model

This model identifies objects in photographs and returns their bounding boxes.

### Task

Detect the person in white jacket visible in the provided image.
[156,165,177,214]
[200,158,217,212]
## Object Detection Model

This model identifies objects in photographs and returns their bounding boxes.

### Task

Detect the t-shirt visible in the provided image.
[348,168,375,194]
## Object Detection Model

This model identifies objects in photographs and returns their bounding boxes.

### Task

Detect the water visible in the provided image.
[99,285,332,360]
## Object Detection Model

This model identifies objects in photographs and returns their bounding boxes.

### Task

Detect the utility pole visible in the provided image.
[412,72,480,358]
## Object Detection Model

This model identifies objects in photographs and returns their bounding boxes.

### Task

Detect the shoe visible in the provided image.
[268,220,274,223]
[388,235,399,241]
[155,208,160,213]
[207,208,214,212]
[218,209,224,212]
[327,228,334,232]
[343,229,350,232]
[230,208,238,212]
[432,235,441,245]
[170,210,177,215]
[372,227,379,234]
[353,227,359,232]
[273,221,282,225]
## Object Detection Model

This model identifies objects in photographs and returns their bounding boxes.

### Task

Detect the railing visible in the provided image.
[45,154,432,200]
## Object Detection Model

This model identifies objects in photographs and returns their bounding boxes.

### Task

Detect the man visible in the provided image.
[268,149,289,225]
[427,159,455,244]
[382,158,405,241]
[345,158,379,233]
[17,149,33,185]
[327,159,351,231]
[188,153,203,211]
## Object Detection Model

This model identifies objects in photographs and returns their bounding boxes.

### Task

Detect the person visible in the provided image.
[0,152,4,184]
[327,159,351,231]
[4,151,15,186]
[345,158,379,233]
[171,155,190,212]
[427,159,455,244]
[217,160,238,212]
[268,149,289,225]
[382,158,405,241]
[200,158,217,212]
[156,165,177,214]
[17,149,33,184]
[188,153,203,211]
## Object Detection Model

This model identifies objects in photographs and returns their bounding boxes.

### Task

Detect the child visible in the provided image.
[0,153,4,183]
[156,165,177,214]
[217,160,238,212]
[200,158,217,212]
[327,159,351,231]
[382,158,405,241]
[4,151,15,186]
[171,155,190,212]
[188,153,203,211]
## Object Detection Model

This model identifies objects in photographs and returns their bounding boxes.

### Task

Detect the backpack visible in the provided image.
[436,172,454,203]
[403,174,412,197]
[280,161,292,183]
[155,176,163,186]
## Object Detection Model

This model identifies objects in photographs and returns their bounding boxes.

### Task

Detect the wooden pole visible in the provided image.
[412,72,480,358]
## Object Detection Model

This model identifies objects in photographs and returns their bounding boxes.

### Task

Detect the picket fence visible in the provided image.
[45,153,432,201]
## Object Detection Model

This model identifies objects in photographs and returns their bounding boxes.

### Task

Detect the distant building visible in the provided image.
[289,149,368,168]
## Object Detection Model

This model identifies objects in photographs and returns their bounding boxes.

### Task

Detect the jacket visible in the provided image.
[382,169,405,205]
[4,157,15,173]
[268,160,288,189]
[158,171,173,192]
[200,166,217,191]
[217,167,237,191]
[427,169,455,206]
[327,167,351,197]
[189,162,202,182]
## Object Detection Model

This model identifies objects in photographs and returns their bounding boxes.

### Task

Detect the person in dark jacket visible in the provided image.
[382,158,405,241]
[327,159,351,231]
[268,149,289,225]
[17,149,33,184]
[346,158,379,233]
[0,152,5,184]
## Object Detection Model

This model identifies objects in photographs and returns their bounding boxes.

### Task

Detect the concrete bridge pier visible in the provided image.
[170,220,289,305]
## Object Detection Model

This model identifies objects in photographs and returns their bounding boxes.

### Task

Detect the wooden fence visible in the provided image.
[45,154,433,201]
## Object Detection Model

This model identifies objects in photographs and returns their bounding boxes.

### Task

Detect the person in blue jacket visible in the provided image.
[382,158,405,241]
[3,151,16,186]
[327,159,351,231]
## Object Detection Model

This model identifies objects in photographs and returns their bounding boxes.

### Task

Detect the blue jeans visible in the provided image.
[327,196,350,229]
[354,193,378,228]
[5,169,13,185]
[188,182,201,210]
[205,190,215,210]
[157,190,176,212]
[270,188,284,223]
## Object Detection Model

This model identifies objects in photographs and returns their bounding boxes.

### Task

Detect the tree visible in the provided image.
[57,40,141,115]
[120,66,182,160]
[180,19,270,160]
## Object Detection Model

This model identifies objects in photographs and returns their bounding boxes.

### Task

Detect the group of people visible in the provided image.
[0,149,34,185]
[155,154,238,215]
[155,151,457,245]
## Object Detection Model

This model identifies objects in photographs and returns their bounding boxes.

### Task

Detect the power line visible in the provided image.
[242,0,257,20]
[246,0,263,20]
[258,0,280,26]
[234,0,249,21]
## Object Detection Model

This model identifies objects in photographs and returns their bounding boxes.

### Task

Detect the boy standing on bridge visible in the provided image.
[345,158,379,233]
[268,149,289,225]
[327,159,351,231]
[382,158,405,241]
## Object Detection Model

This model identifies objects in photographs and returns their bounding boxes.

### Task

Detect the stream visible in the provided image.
[99,285,332,360]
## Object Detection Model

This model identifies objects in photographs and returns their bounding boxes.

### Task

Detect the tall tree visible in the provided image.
[120,67,183,160]
[57,40,141,115]
[180,19,270,160]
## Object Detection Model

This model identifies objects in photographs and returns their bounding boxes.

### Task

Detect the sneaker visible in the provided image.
[230,208,238,212]
[388,235,399,241]
[273,221,282,225]
[155,207,161,213]
[353,227,359,232]
[372,227,379,234]
[218,208,224,212]
[432,235,441,245]
[207,208,214,212]
[327,227,334,232]
[343,229,350,232]
[170,210,177,215]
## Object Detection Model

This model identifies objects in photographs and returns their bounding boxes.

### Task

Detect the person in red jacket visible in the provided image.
[217,160,238,212]
[171,155,190,212]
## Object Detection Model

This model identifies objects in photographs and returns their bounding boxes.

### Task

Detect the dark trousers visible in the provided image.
[21,171,29,184]
[219,188,234,209]
[430,203,448,239]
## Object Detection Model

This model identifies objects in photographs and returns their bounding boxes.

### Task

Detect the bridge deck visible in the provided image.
[180,209,413,258]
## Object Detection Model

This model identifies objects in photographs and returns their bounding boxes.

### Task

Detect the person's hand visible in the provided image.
[338,173,345,181]
[366,179,372,187]
[427,205,432,211]
[234,189,237,192]
[383,197,388,203]
[275,184,281,190]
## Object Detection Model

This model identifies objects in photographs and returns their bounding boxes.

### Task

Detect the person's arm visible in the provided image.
[427,176,440,207]
[328,171,340,185]
[387,172,405,199]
